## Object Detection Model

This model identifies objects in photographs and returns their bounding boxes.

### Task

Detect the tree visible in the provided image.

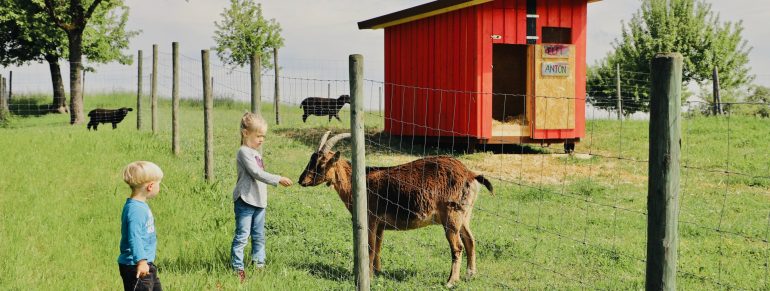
[1,0,68,112]
[587,0,753,115]
[732,85,770,117]
[40,0,117,124]
[82,2,137,65]
[0,0,137,114]
[213,0,284,70]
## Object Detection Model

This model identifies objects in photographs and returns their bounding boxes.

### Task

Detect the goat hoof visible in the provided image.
[446,282,456,289]
[466,269,477,278]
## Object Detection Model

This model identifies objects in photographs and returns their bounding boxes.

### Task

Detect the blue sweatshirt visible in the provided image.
[117,198,157,265]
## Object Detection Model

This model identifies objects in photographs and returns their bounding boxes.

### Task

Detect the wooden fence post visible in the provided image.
[137,50,143,130]
[646,52,682,291]
[202,50,214,182]
[8,71,12,102]
[617,63,623,120]
[273,47,280,125]
[0,74,7,121]
[713,67,722,115]
[172,42,180,155]
[349,54,370,291]
[250,52,261,114]
[151,44,158,134]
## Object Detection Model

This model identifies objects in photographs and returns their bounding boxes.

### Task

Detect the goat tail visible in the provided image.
[475,175,494,195]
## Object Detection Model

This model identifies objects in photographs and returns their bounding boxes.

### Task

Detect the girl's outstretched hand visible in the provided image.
[279,177,293,187]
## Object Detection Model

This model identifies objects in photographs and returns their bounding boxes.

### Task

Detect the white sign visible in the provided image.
[542,62,569,76]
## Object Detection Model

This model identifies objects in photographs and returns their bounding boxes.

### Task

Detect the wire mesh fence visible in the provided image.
[0,51,769,289]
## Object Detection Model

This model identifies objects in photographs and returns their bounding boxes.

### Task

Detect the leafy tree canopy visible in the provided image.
[588,0,753,115]
[213,0,284,69]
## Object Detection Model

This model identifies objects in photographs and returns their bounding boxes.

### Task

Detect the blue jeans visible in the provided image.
[230,198,266,270]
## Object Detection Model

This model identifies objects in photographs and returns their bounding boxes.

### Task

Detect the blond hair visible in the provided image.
[240,112,268,145]
[123,161,164,189]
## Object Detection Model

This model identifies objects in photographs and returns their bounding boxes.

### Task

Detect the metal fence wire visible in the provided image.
[1,50,768,290]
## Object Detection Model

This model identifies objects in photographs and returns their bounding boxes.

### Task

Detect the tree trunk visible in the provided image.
[46,55,68,114]
[67,32,85,124]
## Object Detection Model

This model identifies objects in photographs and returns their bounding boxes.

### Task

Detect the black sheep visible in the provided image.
[87,107,133,130]
[299,95,351,122]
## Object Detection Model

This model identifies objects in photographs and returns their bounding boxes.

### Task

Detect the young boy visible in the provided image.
[117,161,164,291]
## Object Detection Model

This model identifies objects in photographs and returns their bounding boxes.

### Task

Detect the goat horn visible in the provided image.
[317,131,332,152]
[322,133,351,152]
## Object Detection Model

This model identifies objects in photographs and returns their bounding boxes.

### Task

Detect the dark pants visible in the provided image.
[118,263,162,291]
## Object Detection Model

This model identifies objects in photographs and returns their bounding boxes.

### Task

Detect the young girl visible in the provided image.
[231,112,292,281]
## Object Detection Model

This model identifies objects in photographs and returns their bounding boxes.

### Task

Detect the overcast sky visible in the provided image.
[4,0,770,93]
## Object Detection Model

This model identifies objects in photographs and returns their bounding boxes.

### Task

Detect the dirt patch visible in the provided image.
[367,152,647,187]
[277,127,646,187]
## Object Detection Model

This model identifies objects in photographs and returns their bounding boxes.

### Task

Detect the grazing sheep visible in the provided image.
[299,95,351,122]
[298,131,494,288]
[87,107,133,131]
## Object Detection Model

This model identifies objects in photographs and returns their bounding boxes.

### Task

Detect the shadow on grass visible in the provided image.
[291,261,417,283]
[477,143,550,154]
[275,127,550,157]
[376,268,419,282]
[9,98,58,117]
[156,249,231,274]
[292,261,352,282]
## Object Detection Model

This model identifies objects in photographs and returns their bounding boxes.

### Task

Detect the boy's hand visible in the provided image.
[279,177,293,187]
[136,260,150,278]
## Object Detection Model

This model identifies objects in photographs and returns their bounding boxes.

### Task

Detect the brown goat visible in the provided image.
[298,131,493,288]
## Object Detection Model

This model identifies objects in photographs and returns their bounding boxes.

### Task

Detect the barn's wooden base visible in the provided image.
[382,134,580,153]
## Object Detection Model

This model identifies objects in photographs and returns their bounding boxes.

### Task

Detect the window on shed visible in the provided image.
[542,27,572,44]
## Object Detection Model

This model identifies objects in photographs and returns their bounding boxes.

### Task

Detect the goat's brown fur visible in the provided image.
[299,133,493,287]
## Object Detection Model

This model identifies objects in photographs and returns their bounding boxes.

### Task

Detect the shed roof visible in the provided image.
[358,0,602,30]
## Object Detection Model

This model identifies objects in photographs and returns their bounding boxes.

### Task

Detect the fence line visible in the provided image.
[1,50,768,289]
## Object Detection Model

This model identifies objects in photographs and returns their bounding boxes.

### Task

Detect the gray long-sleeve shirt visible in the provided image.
[232,146,282,208]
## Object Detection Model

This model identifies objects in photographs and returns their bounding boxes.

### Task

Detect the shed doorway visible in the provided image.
[492,44,529,137]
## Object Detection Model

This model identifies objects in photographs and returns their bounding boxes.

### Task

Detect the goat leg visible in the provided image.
[367,220,379,276]
[460,224,477,278]
[373,223,384,274]
[444,226,463,288]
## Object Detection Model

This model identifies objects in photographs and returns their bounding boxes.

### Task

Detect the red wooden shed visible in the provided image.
[359,0,601,152]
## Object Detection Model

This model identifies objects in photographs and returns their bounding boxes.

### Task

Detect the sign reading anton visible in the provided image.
[542,62,569,76]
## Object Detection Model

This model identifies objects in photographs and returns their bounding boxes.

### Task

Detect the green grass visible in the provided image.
[1,93,768,290]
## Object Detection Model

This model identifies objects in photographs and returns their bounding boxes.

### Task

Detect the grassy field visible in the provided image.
[0,93,768,290]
